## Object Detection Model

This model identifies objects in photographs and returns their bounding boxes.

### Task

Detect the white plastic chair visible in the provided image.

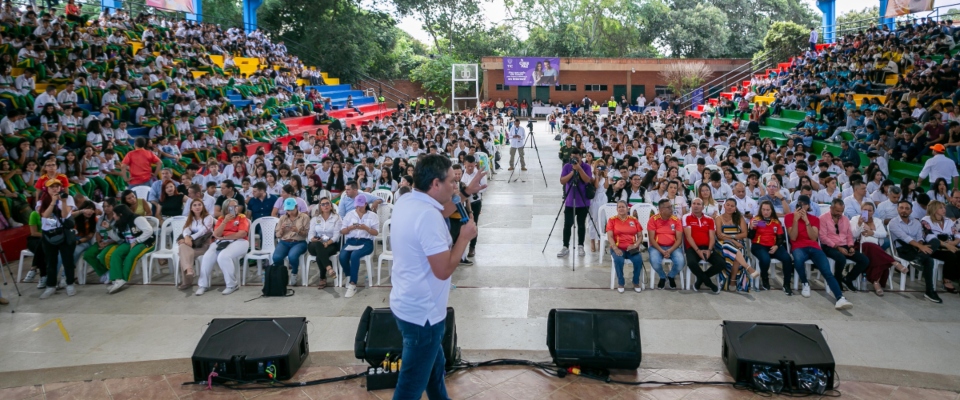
[818,203,832,216]
[300,252,340,287]
[132,216,161,282]
[16,249,34,282]
[887,221,938,292]
[132,186,152,200]
[338,234,374,288]
[241,217,279,285]
[376,219,393,285]
[372,189,394,204]
[714,145,728,159]
[596,203,619,263]
[373,203,393,254]
[143,216,185,285]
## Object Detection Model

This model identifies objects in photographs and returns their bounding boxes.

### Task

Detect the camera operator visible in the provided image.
[558,148,593,257]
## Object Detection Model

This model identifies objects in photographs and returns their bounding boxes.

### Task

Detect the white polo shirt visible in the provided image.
[389,190,453,326]
[919,154,959,186]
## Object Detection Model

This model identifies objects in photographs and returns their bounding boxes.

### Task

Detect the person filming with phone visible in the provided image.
[748,200,793,291]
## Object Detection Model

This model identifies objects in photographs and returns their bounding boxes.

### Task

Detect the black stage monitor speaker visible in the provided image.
[722,320,835,394]
[354,306,459,369]
[546,309,641,370]
[192,318,309,382]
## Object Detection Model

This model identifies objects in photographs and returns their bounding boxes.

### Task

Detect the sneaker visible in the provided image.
[99,274,110,284]
[460,259,474,266]
[925,291,943,304]
[668,278,677,290]
[195,287,208,296]
[39,287,56,299]
[107,280,125,294]
[761,280,771,291]
[65,284,76,296]
[801,283,811,298]
[345,283,357,298]
[834,297,853,310]
[693,279,702,291]
[9,221,22,228]
[783,286,793,296]
[557,247,570,257]
[633,286,642,293]
[657,279,666,290]
[222,286,239,295]
[577,246,585,256]
[22,269,37,283]
[710,283,721,295]
[289,273,298,286]
[842,278,858,293]
[57,277,66,289]
[617,287,624,293]
[468,249,476,258]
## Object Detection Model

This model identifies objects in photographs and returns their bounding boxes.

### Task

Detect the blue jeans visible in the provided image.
[339,238,373,285]
[273,240,308,274]
[750,244,793,284]
[790,247,843,300]
[611,248,644,286]
[394,317,448,400]
[648,247,684,279]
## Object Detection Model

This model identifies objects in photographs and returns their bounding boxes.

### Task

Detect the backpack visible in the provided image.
[261,262,294,297]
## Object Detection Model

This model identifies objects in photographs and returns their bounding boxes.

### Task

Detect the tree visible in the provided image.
[836,6,880,36]
[753,21,809,66]
[658,62,713,98]
[660,3,730,58]
[200,0,242,27]
[409,55,475,108]
[392,0,486,57]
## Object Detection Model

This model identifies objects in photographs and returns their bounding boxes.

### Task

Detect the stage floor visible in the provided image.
[1,121,959,394]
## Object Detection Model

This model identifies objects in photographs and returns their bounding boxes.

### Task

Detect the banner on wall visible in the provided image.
[883,0,933,17]
[503,57,560,87]
[147,0,196,14]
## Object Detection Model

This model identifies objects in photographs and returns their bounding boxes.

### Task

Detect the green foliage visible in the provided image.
[200,0,242,26]
[758,21,809,64]
[836,6,880,36]
[662,3,730,58]
[408,55,475,99]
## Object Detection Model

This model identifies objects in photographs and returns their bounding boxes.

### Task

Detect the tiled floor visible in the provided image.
[2,365,958,400]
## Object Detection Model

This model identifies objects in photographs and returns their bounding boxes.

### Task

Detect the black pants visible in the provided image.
[931,249,960,282]
[896,240,938,293]
[685,247,725,285]
[562,206,588,248]
[42,236,76,288]
[822,245,870,282]
[469,200,482,250]
[307,241,339,279]
[449,218,466,260]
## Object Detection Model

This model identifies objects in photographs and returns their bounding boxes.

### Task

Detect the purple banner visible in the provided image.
[503,57,560,87]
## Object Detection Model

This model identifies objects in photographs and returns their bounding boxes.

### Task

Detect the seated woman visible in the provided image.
[105,204,156,294]
[120,189,153,217]
[83,198,118,284]
[157,179,186,220]
[920,201,960,293]
[338,195,378,298]
[177,198,215,290]
[851,202,908,296]
[606,200,645,293]
[715,199,760,292]
[308,197,341,289]
[748,200,794,291]
[196,198,249,296]
[272,198,310,285]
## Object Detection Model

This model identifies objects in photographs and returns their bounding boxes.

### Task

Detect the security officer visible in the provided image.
[419,97,427,112]
[608,96,617,114]
[428,97,435,112]
[559,136,576,164]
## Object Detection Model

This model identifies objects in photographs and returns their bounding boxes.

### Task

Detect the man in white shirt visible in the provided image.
[731,182,758,219]
[389,155,477,398]
[507,117,527,171]
[33,85,59,113]
[920,143,960,191]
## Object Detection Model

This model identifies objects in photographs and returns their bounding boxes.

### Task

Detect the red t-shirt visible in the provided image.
[683,213,715,248]
[121,148,161,185]
[750,217,784,247]
[606,216,643,250]
[647,214,681,248]
[785,213,820,250]
[214,214,250,239]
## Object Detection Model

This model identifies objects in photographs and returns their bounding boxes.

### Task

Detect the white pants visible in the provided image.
[198,240,249,289]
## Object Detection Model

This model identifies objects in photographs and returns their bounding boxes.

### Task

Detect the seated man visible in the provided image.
[682,198,724,293]
[819,199,870,291]
[888,200,943,304]
[647,199,684,290]
[786,195,853,310]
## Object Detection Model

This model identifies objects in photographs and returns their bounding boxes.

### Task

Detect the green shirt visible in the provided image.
[28,211,41,227]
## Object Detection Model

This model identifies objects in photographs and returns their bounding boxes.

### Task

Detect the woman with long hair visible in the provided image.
[157,179,185,219]
[82,198,119,284]
[37,179,77,299]
[748,200,793,290]
[120,189,152,216]
[588,156,610,252]
[177,198,215,290]
[927,177,950,204]
[698,183,720,218]
[715,199,760,291]
[71,198,97,269]
[104,204,155,294]
[196,198,250,296]
[338,195,379,298]
[308,196,342,288]
[851,202,908,296]
[921,201,960,293]
[326,162,346,199]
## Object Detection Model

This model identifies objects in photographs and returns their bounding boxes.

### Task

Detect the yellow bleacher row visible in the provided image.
[752,92,953,110]
[10,40,339,95]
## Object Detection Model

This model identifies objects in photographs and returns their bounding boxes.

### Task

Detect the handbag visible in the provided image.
[43,228,66,246]
[216,240,234,251]
[192,232,212,249]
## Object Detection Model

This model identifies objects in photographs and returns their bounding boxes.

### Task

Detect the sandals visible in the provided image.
[326,267,336,280]
[894,263,909,274]
[317,280,327,289]
[944,281,957,294]
[873,281,884,297]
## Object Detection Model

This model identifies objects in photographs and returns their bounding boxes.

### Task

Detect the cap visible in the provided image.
[797,194,811,206]
[930,144,946,153]
[45,179,63,187]
[283,197,297,210]
[355,195,367,208]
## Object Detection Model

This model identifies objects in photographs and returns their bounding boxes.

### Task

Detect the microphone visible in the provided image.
[456,202,469,223]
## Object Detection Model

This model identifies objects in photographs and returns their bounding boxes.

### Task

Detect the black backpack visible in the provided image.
[261,262,294,297]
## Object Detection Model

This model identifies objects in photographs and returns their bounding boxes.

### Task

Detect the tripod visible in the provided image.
[541,166,600,272]
[506,122,548,187]
[0,239,21,308]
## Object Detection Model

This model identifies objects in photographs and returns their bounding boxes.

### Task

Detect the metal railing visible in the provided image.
[819,3,960,44]
[677,52,776,111]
